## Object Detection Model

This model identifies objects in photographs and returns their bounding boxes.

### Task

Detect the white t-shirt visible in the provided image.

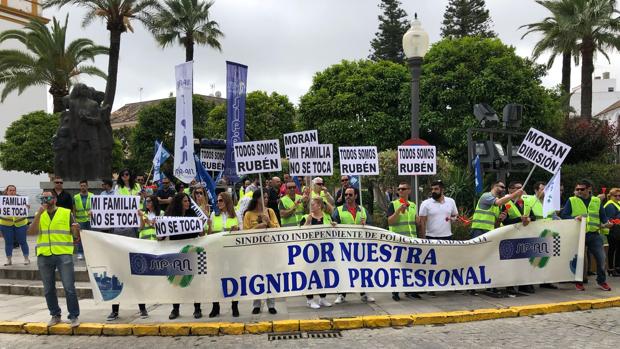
[419,196,458,237]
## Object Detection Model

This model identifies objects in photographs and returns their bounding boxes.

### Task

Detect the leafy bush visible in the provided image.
[558,118,619,164]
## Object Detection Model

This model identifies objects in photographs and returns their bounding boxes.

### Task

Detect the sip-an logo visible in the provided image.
[129,245,206,288]
[499,229,560,268]
[93,272,123,301]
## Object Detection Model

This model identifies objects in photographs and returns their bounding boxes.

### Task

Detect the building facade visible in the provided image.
[570,72,620,117]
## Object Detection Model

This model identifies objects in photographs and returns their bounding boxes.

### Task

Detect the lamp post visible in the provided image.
[402,13,429,205]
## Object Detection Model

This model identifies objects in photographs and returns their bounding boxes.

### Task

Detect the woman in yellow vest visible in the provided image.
[207,192,240,318]
[137,195,162,241]
[190,186,211,219]
[244,190,280,315]
[300,197,334,309]
[604,188,620,277]
[1,185,30,265]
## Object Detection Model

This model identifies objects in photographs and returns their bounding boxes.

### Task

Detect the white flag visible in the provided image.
[173,61,197,183]
[543,170,561,217]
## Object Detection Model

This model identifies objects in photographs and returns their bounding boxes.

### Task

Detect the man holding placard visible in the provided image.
[279,180,308,227]
[471,181,523,239]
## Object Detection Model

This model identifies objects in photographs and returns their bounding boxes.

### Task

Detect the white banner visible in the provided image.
[173,61,197,183]
[397,145,437,175]
[90,196,140,229]
[233,139,282,175]
[200,148,225,172]
[154,216,205,238]
[288,144,333,176]
[283,130,318,158]
[543,170,561,217]
[517,128,571,174]
[0,195,28,218]
[82,220,585,304]
[339,146,379,176]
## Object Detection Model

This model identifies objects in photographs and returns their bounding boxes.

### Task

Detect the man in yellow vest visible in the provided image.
[470,180,523,239]
[27,191,80,328]
[279,181,308,227]
[387,181,419,300]
[332,187,374,304]
[561,179,613,291]
[72,180,93,260]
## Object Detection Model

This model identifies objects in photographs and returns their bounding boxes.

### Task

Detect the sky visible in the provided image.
[43,0,620,111]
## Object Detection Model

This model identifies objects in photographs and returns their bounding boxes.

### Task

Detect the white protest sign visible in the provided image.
[288,144,333,176]
[90,195,140,229]
[154,216,205,238]
[200,148,226,172]
[283,130,318,158]
[339,146,379,175]
[0,196,28,217]
[397,145,437,175]
[517,128,571,174]
[233,139,282,175]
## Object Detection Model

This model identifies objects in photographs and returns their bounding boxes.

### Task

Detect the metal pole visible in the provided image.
[414,175,419,215]
[408,56,423,204]
[359,175,363,208]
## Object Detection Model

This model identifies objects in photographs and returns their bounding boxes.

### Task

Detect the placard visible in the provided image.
[90,195,140,228]
[339,146,379,175]
[233,139,282,175]
[288,144,333,176]
[154,216,205,238]
[397,145,437,175]
[283,130,318,158]
[517,128,571,174]
[200,148,226,172]
[0,196,28,217]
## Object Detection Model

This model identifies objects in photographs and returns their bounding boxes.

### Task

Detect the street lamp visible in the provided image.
[403,13,429,205]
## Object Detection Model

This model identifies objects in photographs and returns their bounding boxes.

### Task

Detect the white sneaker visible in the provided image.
[318,297,332,307]
[361,295,375,303]
[334,294,346,304]
[77,254,84,260]
[307,299,320,309]
[47,315,61,327]
[70,317,80,328]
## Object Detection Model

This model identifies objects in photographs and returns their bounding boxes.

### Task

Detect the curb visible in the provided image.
[2,296,619,336]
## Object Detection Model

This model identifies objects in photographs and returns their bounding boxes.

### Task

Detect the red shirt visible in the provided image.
[348,205,357,220]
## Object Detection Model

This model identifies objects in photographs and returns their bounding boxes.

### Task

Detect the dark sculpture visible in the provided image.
[53,83,112,180]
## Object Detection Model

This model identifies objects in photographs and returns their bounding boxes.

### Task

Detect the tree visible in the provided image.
[298,60,410,151]
[368,0,409,63]
[129,95,217,173]
[551,0,620,119]
[419,37,563,162]
[520,0,580,119]
[0,16,107,113]
[43,0,157,111]
[145,0,223,62]
[205,90,296,143]
[440,0,496,38]
[0,111,59,174]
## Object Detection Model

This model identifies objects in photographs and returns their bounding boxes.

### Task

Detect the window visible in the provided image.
[609,87,615,92]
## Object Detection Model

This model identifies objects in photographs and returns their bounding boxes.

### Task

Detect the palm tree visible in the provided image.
[520,0,579,119]
[145,0,223,62]
[0,16,107,113]
[43,0,157,111]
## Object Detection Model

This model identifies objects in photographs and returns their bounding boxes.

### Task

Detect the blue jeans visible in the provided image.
[470,229,488,239]
[76,222,91,254]
[585,232,606,285]
[1,224,29,257]
[37,254,80,319]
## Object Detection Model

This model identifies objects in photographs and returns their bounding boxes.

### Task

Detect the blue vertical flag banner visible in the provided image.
[152,140,171,183]
[474,155,483,194]
[194,154,217,213]
[224,61,248,184]
[174,61,197,183]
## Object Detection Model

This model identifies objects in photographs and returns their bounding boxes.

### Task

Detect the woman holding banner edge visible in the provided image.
[207,192,240,317]
[244,190,280,314]
[165,192,205,320]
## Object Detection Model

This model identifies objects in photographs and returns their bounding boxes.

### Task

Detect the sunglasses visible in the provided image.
[397,187,409,191]
[217,199,224,203]
[54,181,63,184]
[316,183,324,186]
[344,193,354,197]
[575,188,587,191]
[195,192,204,195]
[121,173,130,176]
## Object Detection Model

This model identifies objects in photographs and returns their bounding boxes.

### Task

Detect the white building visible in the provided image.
[594,100,620,164]
[0,1,50,188]
[570,72,620,117]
